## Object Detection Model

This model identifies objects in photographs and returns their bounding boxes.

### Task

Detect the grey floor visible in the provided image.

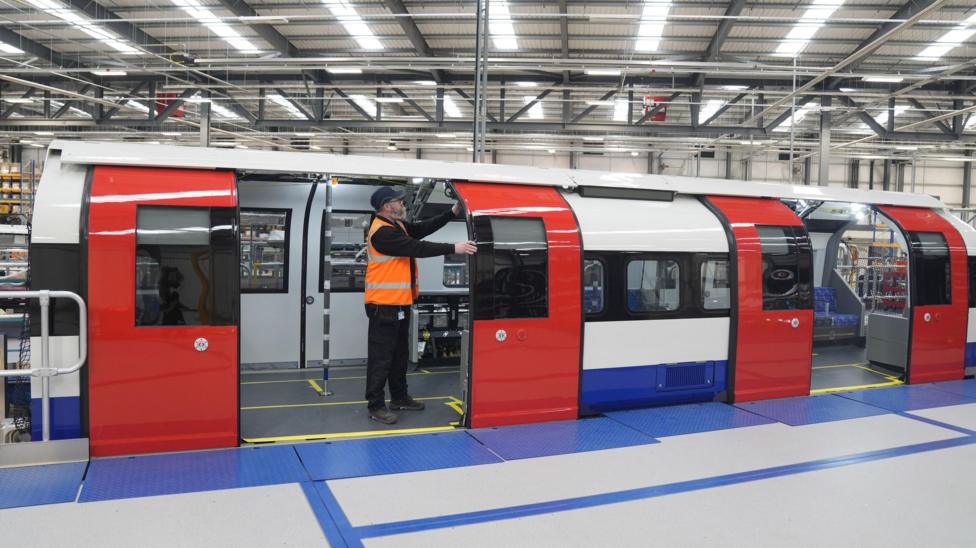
[811,343,901,392]
[240,365,463,441]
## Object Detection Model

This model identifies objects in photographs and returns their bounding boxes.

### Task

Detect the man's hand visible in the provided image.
[454,241,477,255]
[452,202,463,216]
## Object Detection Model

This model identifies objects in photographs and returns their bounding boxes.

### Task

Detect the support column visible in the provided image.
[803,156,812,185]
[868,159,875,190]
[896,161,906,192]
[964,150,974,207]
[648,152,659,174]
[882,159,891,191]
[742,156,752,181]
[569,150,578,170]
[849,159,860,189]
[819,95,831,186]
[199,92,211,147]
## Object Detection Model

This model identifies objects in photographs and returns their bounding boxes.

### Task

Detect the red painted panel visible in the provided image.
[88,166,238,457]
[877,206,966,384]
[454,183,581,428]
[707,196,813,402]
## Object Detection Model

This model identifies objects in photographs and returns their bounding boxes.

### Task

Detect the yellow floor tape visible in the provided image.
[242,425,457,444]
[810,362,904,394]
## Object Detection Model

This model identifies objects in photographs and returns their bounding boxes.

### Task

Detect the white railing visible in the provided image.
[0,290,87,442]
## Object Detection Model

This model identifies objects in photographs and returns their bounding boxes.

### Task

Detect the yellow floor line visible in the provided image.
[241,395,453,411]
[242,425,457,443]
[241,370,457,385]
[810,379,903,394]
[811,363,869,370]
[307,379,323,393]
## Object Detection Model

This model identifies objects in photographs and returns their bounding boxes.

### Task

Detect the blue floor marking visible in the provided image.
[895,412,976,436]
[312,481,363,548]
[835,384,976,412]
[735,394,888,426]
[0,461,87,509]
[351,434,976,540]
[300,482,349,548]
[295,430,502,481]
[79,445,309,502]
[605,402,775,437]
[467,417,657,460]
[928,379,976,399]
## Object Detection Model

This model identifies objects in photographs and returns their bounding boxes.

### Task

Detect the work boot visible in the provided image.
[389,397,425,411]
[369,407,398,424]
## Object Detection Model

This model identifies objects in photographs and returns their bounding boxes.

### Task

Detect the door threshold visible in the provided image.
[242,424,459,444]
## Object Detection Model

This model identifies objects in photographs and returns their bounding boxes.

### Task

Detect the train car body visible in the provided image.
[24,141,976,457]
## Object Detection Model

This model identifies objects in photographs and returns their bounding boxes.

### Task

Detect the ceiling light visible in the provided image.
[863,76,904,83]
[631,151,640,157]
[34,131,54,136]
[0,42,25,54]
[4,98,33,104]
[585,69,622,76]
[160,132,181,136]
[310,145,322,151]
[774,0,846,57]
[209,102,243,120]
[698,99,726,124]
[914,13,976,61]
[894,146,917,151]
[326,67,362,74]
[293,132,315,137]
[321,0,383,50]
[721,85,748,91]
[442,95,462,118]
[435,133,456,138]
[169,0,260,53]
[387,145,398,151]
[583,136,604,142]
[872,104,909,126]
[91,69,127,76]
[839,87,858,93]
[466,146,474,152]
[375,97,404,103]
[26,0,141,55]
[548,148,556,154]
[236,145,249,149]
[213,142,236,147]
[349,94,377,117]
[186,96,212,103]
[515,82,538,87]
[773,102,818,132]
[586,100,615,106]
[414,80,437,86]
[522,96,544,119]
[489,0,519,50]
[613,98,629,122]
[635,1,672,52]
[268,93,307,119]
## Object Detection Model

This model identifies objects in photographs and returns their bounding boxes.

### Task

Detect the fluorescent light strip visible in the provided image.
[635,1,672,52]
[914,13,976,61]
[698,99,726,124]
[25,0,140,54]
[322,0,383,50]
[773,102,818,132]
[268,93,307,119]
[171,0,260,53]
[613,98,629,121]
[50,100,91,117]
[522,96,544,119]
[0,41,24,54]
[210,102,243,120]
[872,104,909,126]
[442,95,462,118]
[349,94,377,117]
[107,96,151,114]
[489,0,518,50]
[774,0,846,58]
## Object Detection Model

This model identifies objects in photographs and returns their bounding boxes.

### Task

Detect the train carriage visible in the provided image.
[23,140,976,458]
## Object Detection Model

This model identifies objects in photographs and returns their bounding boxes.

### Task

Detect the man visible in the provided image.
[364,186,477,424]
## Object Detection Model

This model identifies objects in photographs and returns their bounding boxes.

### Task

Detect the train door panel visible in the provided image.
[705,196,813,402]
[454,182,581,428]
[87,166,239,457]
[878,206,966,384]
[304,183,327,367]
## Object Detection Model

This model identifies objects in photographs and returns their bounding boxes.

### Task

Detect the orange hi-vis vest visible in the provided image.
[365,217,420,305]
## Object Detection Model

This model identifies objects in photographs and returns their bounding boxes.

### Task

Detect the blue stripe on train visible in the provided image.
[581,360,727,414]
[30,396,81,440]
[967,342,976,369]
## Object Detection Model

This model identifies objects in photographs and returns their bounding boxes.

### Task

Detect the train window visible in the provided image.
[969,256,976,309]
[626,259,680,313]
[758,225,812,310]
[443,254,469,288]
[583,259,605,314]
[240,209,290,293]
[324,210,372,292]
[472,216,548,320]
[909,231,951,306]
[135,206,238,327]
[701,259,730,310]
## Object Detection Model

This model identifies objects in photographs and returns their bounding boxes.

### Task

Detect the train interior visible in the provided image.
[799,201,910,394]
[236,175,469,442]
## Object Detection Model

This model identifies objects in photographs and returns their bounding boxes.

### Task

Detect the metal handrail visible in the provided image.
[0,290,87,442]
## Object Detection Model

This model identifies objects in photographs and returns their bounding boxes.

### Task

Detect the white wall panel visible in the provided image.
[583,318,730,370]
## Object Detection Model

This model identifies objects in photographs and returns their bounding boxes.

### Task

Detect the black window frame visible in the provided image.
[968,256,976,309]
[471,215,550,321]
[908,231,952,306]
[756,224,813,311]
[240,207,291,294]
[321,209,374,294]
[582,257,607,315]
[135,205,240,327]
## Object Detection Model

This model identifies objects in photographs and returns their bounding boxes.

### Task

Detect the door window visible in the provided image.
[757,225,812,310]
[626,259,680,313]
[240,209,289,292]
[583,259,605,314]
[323,210,372,292]
[136,206,238,326]
[701,258,731,310]
[473,216,548,319]
[910,231,951,306]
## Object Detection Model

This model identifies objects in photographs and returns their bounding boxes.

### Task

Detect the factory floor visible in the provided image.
[4,380,976,546]
[240,365,463,442]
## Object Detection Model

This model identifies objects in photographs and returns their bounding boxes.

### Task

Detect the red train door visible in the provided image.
[454,182,582,428]
[87,166,240,456]
[705,196,813,402]
[877,206,966,384]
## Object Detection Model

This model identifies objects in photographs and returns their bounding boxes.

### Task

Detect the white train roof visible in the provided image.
[51,140,944,209]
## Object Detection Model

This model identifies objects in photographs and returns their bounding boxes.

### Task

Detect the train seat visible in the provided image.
[814,287,858,327]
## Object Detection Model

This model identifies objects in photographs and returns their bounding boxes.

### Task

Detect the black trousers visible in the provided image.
[365,304,411,410]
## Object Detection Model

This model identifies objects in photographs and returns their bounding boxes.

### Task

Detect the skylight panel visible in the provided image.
[698,99,725,124]
[774,0,845,57]
[267,93,307,119]
[25,0,140,54]
[322,0,383,50]
[635,1,672,52]
[0,42,24,54]
[350,94,378,117]
[170,0,260,53]
[209,102,243,120]
[613,98,629,121]
[50,100,91,118]
[872,104,908,126]
[442,95,462,118]
[914,13,976,61]
[107,96,150,114]
[522,96,543,119]
[773,103,818,131]
[489,0,518,50]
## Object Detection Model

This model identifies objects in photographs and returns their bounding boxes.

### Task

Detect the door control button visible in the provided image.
[790,318,800,328]
[923,312,932,322]
[495,329,507,342]
[194,338,209,352]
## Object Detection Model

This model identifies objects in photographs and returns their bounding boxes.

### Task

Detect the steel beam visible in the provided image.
[635,92,680,125]
[155,89,197,122]
[764,95,816,132]
[906,97,954,135]
[0,27,82,69]
[381,0,444,82]
[837,96,888,138]
[453,88,498,123]
[692,0,748,88]
[0,89,38,120]
[214,0,300,57]
[274,88,315,120]
[818,94,830,186]
[391,88,434,122]
[700,90,750,127]
[334,89,375,121]
[506,90,552,122]
[101,81,151,120]
[569,90,617,124]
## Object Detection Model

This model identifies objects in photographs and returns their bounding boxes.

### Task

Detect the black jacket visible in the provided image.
[369,209,457,258]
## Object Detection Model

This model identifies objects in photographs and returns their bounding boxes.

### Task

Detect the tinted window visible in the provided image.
[626,259,680,313]
[583,259,605,314]
[136,206,238,326]
[701,259,731,310]
[758,225,812,310]
[473,216,548,319]
[240,209,289,292]
[443,253,469,288]
[324,210,372,292]
[910,231,951,306]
